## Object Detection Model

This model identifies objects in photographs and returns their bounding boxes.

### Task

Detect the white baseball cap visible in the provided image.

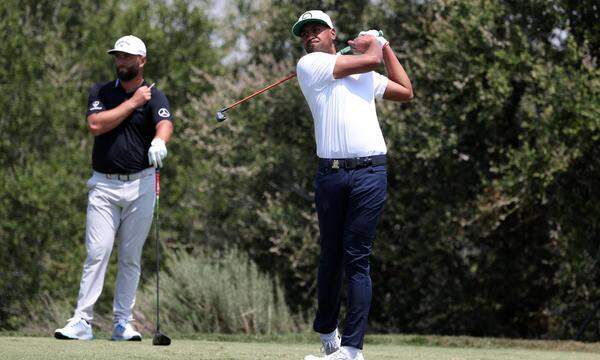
[292,10,334,37]
[107,35,147,56]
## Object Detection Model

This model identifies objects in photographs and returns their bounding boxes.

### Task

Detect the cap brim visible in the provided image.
[107,49,145,56]
[292,19,330,36]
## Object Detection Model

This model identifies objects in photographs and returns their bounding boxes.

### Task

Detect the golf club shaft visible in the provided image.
[155,168,161,331]
[221,72,297,113]
[220,44,356,113]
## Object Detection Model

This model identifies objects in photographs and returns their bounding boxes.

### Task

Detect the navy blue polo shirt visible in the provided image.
[86,79,172,174]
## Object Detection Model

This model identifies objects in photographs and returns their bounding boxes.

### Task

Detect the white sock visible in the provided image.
[319,328,338,343]
[341,346,359,359]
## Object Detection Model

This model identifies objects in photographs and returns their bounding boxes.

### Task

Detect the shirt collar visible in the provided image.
[114,79,147,93]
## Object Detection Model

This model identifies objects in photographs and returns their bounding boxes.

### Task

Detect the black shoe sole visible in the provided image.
[110,335,142,341]
[54,332,76,340]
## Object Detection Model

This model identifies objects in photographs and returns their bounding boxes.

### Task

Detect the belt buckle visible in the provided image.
[332,160,340,169]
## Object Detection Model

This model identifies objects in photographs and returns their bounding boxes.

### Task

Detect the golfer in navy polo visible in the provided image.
[292,10,413,360]
[54,35,173,341]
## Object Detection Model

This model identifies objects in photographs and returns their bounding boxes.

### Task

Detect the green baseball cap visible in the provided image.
[292,10,334,37]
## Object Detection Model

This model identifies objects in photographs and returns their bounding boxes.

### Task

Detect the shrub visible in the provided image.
[136,248,299,334]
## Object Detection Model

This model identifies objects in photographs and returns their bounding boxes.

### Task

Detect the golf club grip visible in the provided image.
[338,46,352,55]
[338,30,384,55]
[223,72,297,111]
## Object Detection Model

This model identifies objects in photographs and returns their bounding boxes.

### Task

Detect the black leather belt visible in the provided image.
[318,155,386,170]
[100,167,153,181]
[104,173,145,181]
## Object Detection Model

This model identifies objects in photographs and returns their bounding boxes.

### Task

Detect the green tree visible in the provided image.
[0,0,221,329]
[2,0,598,340]
[182,0,599,339]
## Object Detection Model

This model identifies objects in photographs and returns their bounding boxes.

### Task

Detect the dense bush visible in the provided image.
[136,248,299,334]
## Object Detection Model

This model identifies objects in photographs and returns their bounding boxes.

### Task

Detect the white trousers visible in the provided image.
[73,167,155,322]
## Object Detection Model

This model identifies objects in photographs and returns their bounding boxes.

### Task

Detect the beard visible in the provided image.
[304,42,318,53]
[304,39,329,54]
[116,64,139,82]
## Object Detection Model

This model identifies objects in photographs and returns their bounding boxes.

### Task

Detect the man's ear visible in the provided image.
[139,56,147,69]
[330,28,336,40]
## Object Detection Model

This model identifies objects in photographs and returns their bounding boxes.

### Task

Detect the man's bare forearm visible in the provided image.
[154,120,173,143]
[383,45,413,98]
[87,100,136,136]
[334,36,383,78]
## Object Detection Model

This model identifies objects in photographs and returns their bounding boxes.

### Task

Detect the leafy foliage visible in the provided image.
[0,0,221,329]
[1,0,599,340]
[136,248,299,334]
[183,0,599,339]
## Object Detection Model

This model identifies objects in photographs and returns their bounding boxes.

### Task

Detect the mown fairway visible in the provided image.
[1,336,600,360]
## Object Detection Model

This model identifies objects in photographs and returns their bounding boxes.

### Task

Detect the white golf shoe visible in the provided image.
[304,349,365,360]
[111,319,142,341]
[54,318,93,340]
[321,329,341,355]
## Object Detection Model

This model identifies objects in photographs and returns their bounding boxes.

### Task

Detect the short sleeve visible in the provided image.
[373,72,389,100]
[149,89,172,125]
[86,84,105,116]
[296,52,338,91]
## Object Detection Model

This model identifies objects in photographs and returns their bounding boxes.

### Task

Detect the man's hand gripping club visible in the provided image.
[348,29,388,53]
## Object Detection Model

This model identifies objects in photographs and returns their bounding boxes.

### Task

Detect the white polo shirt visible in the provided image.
[296,52,389,159]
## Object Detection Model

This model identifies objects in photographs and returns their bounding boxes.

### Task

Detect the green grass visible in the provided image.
[1,334,599,360]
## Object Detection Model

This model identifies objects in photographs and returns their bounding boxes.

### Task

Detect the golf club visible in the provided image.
[152,168,171,346]
[216,72,297,122]
[215,31,383,122]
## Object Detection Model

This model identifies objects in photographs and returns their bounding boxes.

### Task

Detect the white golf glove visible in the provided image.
[148,138,167,168]
[358,29,388,48]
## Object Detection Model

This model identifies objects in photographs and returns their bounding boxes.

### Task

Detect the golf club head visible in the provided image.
[152,331,171,346]
[216,108,228,122]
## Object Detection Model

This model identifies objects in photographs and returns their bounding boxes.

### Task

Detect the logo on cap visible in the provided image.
[301,12,312,19]
[116,39,130,48]
[158,108,170,118]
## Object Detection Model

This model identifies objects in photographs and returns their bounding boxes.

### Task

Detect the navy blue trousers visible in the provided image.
[312,161,387,349]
